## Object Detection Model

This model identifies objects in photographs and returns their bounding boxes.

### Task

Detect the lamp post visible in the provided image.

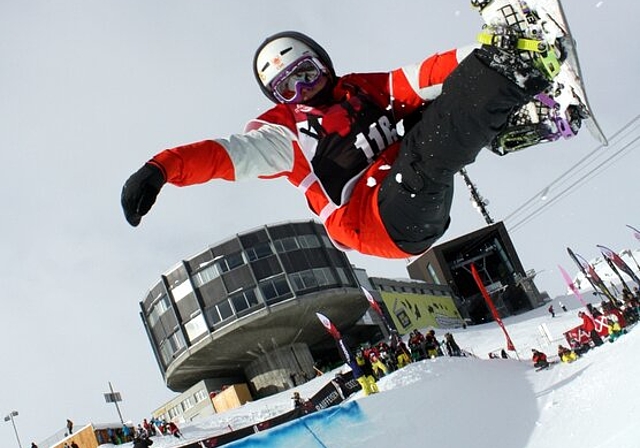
[4,411,23,448]
[103,382,124,425]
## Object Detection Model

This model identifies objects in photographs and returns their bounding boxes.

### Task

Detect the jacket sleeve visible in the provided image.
[150,123,296,187]
[389,44,478,119]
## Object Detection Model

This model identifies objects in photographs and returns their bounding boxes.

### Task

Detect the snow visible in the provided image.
[102,294,639,448]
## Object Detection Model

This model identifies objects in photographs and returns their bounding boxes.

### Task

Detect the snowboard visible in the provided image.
[535,360,558,371]
[473,0,608,155]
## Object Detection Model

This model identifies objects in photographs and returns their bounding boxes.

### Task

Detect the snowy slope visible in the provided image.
[101,296,639,448]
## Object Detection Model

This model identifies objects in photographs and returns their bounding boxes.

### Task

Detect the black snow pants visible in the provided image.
[378,49,535,255]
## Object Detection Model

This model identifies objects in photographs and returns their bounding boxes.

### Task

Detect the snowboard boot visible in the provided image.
[471,0,585,154]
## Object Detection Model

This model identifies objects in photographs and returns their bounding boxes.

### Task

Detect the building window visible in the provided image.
[184,314,208,343]
[148,294,171,327]
[274,237,299,253]
[159,330,186,365]
[313,267,337,286]
[194,389,207,403]
[298,234,321,249]
[260,275,292,304]
[218,300,234,321]
[245,241,273,261]
[335,268,351,286]
[320,235,334,248]
[193,264,220,287]
[216,251,245,273]
[182,397,194,411]
[204,297,236,328]
[205,305,221,327]
[230,289,260,314]
[290,270,318,292]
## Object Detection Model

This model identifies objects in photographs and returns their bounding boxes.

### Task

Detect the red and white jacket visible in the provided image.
[150,47,472,258]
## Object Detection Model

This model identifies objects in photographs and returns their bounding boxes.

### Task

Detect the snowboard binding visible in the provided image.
[473,0,563,80]
[490,96,587,155]
[471,0,590,155]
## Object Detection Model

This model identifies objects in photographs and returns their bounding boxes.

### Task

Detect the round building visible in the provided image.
[139,220,370,397]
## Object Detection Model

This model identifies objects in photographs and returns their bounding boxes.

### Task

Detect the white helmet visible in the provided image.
[253,31,335,103]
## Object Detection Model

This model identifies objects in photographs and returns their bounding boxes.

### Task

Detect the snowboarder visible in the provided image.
[548,305,555,318]
[121,0,577,259]
[531,349,549,369]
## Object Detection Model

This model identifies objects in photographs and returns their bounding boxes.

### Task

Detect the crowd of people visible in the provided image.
[94,418,183,446]
[530,287,639,369]
[347,328,466,395]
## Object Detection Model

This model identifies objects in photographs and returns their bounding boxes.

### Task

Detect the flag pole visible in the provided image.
[470,263,519,360]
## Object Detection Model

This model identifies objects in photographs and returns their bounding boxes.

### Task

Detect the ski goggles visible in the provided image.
[270,56,326,103]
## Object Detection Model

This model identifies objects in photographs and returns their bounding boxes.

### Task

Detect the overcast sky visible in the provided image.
[1,0,638,446]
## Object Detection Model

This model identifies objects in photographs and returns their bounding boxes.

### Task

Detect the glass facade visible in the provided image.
[140,221,358,374]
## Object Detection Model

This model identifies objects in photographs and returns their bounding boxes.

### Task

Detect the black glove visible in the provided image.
[121,163,166,226]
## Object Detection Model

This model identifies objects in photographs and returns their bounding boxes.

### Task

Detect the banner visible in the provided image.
[470,263,516,351]
[361,286,392,332]
[626,224,640,242]
[558,264,590,309]
[597,244,640,288]
[316,313,363,380]
[316,312,341,340]
[566,248,616,302]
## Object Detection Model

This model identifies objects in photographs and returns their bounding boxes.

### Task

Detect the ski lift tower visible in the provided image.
[459,168,493,225]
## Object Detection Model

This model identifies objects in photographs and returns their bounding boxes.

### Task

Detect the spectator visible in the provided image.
[531,349,549,369]
[353,351,379,396]
[122,424,132,442]
[66,419,74,435]
[559,301,568,312]
[367,350,388,379]
[107,428,117,444]
[607,318,625,342]
[142,418,155,437]
[70,442,79,448]
[548,305,555,318]
[444,332,462,357]
[133,435,153,448]
[500,349,509,359]
[291,391,313,414]
[557,345,578,363]
[579,311,604,346]
[395,345,411,369]
[167,421,183,438]
[31,443,38,448]
[569,337,590,356]
[424,330,439,358]
[586,303,602,318]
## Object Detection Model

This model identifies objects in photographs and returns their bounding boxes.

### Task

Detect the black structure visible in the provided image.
[407,222,544,324]
[139,221,372,397]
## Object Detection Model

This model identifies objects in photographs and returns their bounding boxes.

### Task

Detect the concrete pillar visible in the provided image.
[244,343,315,398]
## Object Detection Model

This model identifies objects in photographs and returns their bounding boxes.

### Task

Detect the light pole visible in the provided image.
[4,411,23,448]
[103,382,124,425]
